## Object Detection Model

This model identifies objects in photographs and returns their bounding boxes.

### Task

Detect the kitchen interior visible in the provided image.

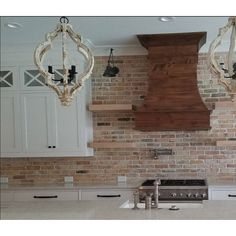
[0,12,236,235]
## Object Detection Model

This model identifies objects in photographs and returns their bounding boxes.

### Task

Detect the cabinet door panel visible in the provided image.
[21,93,53,152]
[0,93,22,153]
[51,83,93,156]
[51,94,81,152]
[14,190,79,201]
[211,190,236,200]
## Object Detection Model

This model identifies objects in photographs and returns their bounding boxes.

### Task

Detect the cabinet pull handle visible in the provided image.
[97,194,121,198]
[33,195,58,199]
[228,194,236,198]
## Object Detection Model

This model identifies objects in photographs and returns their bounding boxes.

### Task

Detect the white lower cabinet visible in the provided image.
[79,188,135,201]
[1,187,135,202]
[209,186,236,200]
[1,190,79,202]
[0,191,14,202]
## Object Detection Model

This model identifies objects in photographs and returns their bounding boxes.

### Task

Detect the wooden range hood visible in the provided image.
[135,32,211,131]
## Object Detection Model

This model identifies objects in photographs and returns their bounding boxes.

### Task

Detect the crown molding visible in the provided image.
[1,39,232,65]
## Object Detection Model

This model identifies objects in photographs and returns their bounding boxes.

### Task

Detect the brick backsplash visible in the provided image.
[1,54,236,184]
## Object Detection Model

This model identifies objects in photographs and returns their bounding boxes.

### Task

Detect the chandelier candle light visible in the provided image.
[34,16,94,106]
[208,17,236,101]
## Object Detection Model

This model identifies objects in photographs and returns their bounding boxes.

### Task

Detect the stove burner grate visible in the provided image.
[141,179,206,186]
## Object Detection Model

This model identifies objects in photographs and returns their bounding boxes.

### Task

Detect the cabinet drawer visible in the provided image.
[211,190,236,200]
[80,189,134,201]
[14,190,79,201]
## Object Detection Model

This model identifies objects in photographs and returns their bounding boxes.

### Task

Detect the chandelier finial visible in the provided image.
[60,16,69,24]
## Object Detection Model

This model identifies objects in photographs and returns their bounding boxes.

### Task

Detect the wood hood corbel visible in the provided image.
[135,32,211,131]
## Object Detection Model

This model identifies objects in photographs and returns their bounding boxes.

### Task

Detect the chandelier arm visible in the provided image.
[37,24,62,62]
[46,81,63,97]
[70,53,94,97]
[76,45,94,82]
[34,23,63,94]
[66,24,82,44]
[70,83,83,96]
[65,25,94,71]
[228,22,236,77]
[65,25,94,93]
[208,17,236,93]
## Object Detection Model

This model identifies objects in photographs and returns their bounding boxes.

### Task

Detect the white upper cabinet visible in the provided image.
[21,92,53,154]
[0,92,22,153]
[0,66,94,157]
[51,87,89,155]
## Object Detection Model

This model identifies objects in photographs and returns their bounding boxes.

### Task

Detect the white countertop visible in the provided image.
[1,200,236,220]
[207,180,236,188]
[1,179,236,191]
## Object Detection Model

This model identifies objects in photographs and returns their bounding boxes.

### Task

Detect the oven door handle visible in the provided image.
[228,194,236,198]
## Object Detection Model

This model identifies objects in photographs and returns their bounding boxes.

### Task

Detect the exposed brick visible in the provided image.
[13,175,25,179]
[1,53,236,184]
[97,122,111,126]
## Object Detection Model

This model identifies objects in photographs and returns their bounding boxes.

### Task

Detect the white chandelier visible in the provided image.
[34,16,94,106]
[208,17,236,100]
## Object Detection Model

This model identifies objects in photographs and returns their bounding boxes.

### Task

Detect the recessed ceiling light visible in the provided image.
[158,17,175,22]
[4,22,22,29]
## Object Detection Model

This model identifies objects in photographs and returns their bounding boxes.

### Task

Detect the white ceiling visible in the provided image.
[0,16,231,54]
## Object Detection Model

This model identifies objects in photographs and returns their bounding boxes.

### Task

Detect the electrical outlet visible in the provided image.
[117,176,126,183]
[64,176,74,183]
[0,177,8,183]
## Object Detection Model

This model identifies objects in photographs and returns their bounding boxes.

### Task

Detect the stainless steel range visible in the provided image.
[139,179,208,202]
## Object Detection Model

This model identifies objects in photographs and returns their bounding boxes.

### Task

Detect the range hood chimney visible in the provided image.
[135,32,211,131]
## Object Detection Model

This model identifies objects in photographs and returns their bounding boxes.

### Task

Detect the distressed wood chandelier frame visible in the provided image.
[208,17,236,99]
[34,17,94,106]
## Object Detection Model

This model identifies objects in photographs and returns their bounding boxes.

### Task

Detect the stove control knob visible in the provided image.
[201,193,207,198]
[186,193,192,198]
[194,193,199,198]
[170,193,177,197]
[179,193,183,197]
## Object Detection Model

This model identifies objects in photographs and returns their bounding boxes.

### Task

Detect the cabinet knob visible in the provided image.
[52,146,56,148]
[48,146,52,148]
